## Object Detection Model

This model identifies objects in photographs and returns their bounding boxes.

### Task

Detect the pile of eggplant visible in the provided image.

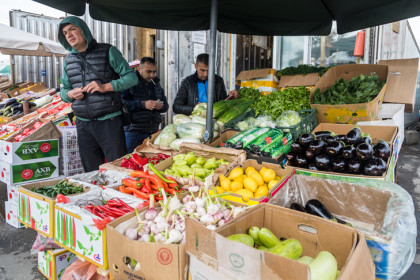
[290,199,350,226]
[287,127,391,176]
[0,98,36,117]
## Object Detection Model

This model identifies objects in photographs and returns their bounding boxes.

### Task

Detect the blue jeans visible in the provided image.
[125,131,151,153]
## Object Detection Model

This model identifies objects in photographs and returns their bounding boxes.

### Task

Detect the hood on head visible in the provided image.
[58,16,93,53]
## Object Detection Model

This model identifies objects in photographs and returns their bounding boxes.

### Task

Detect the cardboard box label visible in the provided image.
[17,191,51,235]
[0,139,59,164]
[55,208,106,268]
[216,234,262,280]
[12,161,57,183]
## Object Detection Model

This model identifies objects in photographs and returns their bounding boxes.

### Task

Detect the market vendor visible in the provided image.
[58,16,138,172]
[172,53,238,115]
[121,57,169,153]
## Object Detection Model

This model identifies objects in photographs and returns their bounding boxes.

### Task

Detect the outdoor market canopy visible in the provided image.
[0,23,68,57]
[35,0,420,35]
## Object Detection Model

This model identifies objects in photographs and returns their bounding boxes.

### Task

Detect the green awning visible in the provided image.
[0,65,10,74]
[35,0,420,35]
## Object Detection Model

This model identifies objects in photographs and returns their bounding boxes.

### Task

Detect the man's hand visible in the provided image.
[84,81,113,94]
[68,87,84,100]
[228,89,239,99]
[145,100,157,110]
[155,101,164,110]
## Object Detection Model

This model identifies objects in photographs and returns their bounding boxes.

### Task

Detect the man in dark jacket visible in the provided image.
[58,16,138,172]
[173,53,238,115]
[121,57,169,153]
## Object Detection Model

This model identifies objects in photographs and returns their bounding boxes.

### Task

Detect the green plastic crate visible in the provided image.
[276,109,317,139]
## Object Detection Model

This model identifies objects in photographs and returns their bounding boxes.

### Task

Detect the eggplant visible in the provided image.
[290,202,306,212]
[314,131,332,140]
[295,153,309,168]
[299,133,315,147]
[332,157,347,172]
[305,149,316,160]
[342,145,356,159]
[363,157,387,176]
[374,140,391,161]
[291,140,303,153]
[336,134,347,142]
[348,159,363,174]
[286,151,297,164]
[308,140,326,154]
[356,143,374,160]
[4,98,17,106]
[314,154,331,169]
[325,135,337,144]
[361,136,372,145]
[308,162,318,170]
[345,127,361,145]
[325,141,344,156]
[305,199,334,220]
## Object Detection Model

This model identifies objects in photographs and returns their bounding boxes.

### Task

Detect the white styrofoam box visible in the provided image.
[358,104,405,159]
[5,201,24,228]
[0,157,60,185]
[7,184,18,204]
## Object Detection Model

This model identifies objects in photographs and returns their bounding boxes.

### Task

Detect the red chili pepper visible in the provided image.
[136,200,149,209]
[117,198,133,210]
[126,187,149,200]
[122,178,142,189]
[105,199,121,207]
[130,153,144,167]
[93,217,113,230]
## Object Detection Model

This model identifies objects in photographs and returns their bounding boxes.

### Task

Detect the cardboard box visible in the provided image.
[291,123,398,183]
[38,248,78,280]
[378,58,419,113]
[358,103,405,158]
[269,174,415,280]
[236,69,278,96]
[0,157,60,185]
[189,254,226,279]
[7,183,18,204]
[107,210,187,280]
[192,203,374,280]
[4,118,62,143]
[17,82,46,95]
[0,138,59,164]
[209,160,295,206]
[99,143,173,174]
[17,178,89,237]
[152,143,246,187]
[0,81,34,99]
[310,64,388,124]
[4,201,24,228]
[278,72,320,88]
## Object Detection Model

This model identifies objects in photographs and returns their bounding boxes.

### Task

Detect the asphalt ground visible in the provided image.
[0,135,419,280]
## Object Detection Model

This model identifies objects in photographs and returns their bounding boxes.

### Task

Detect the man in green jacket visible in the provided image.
[58,16,138,172]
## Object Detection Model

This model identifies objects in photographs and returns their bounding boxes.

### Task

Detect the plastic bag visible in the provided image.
[31,233,61,254]
[269,174,417,280]
[61,259,108,280]
[176,123,206,140]
[169,137,202,150]
[254,115,276,128]
[173,114,192,125]
[276,110,301,128]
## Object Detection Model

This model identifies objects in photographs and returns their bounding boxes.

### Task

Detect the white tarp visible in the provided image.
[0,23,68,57]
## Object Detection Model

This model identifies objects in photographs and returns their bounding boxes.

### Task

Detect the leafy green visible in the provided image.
[238,87,262,102]
[251,87,311,119]
[313,74,385,105]
[276,65,332,78]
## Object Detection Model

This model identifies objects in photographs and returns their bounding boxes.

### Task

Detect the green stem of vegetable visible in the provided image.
[148,163,176,184]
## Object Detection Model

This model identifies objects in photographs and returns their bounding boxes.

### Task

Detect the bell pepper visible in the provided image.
[130,153,144,167]
[121,158,140,170]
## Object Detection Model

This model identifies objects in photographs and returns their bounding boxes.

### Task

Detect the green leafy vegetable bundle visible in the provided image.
[276,65,332,78]
[238,87,262,102]
[313,74,385,105]
[251,87,311,120]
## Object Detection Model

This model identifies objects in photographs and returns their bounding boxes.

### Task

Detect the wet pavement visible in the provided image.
[0,134,419,280]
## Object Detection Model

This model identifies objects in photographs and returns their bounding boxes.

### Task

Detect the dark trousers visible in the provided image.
[125,131,151,153]
[76,116,127,172]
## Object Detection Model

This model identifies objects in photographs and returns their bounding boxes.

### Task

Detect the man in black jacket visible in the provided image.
[173,53,238,115]
[121,57,169,153]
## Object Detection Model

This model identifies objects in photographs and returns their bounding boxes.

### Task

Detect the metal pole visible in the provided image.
[204,0,218,142]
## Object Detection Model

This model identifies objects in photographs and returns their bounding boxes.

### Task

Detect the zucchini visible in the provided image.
[309,251,337,280]
[258,228,281,248]
[268,239,303,260]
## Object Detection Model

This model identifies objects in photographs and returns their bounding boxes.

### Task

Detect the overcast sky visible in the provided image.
[0,0,420,67]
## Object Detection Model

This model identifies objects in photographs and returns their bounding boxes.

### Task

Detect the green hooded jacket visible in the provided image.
[58,16,138,121]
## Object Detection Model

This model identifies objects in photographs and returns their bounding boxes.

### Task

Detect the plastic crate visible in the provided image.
[58,126,79,150]
[59,149,84,176]
[63,168,84,176]
[276,109,317,140]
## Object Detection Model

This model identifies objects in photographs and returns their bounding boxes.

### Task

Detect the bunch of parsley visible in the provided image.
[313,74,385,105]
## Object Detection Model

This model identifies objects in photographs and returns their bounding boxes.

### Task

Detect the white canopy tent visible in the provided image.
[0,23,68,57]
